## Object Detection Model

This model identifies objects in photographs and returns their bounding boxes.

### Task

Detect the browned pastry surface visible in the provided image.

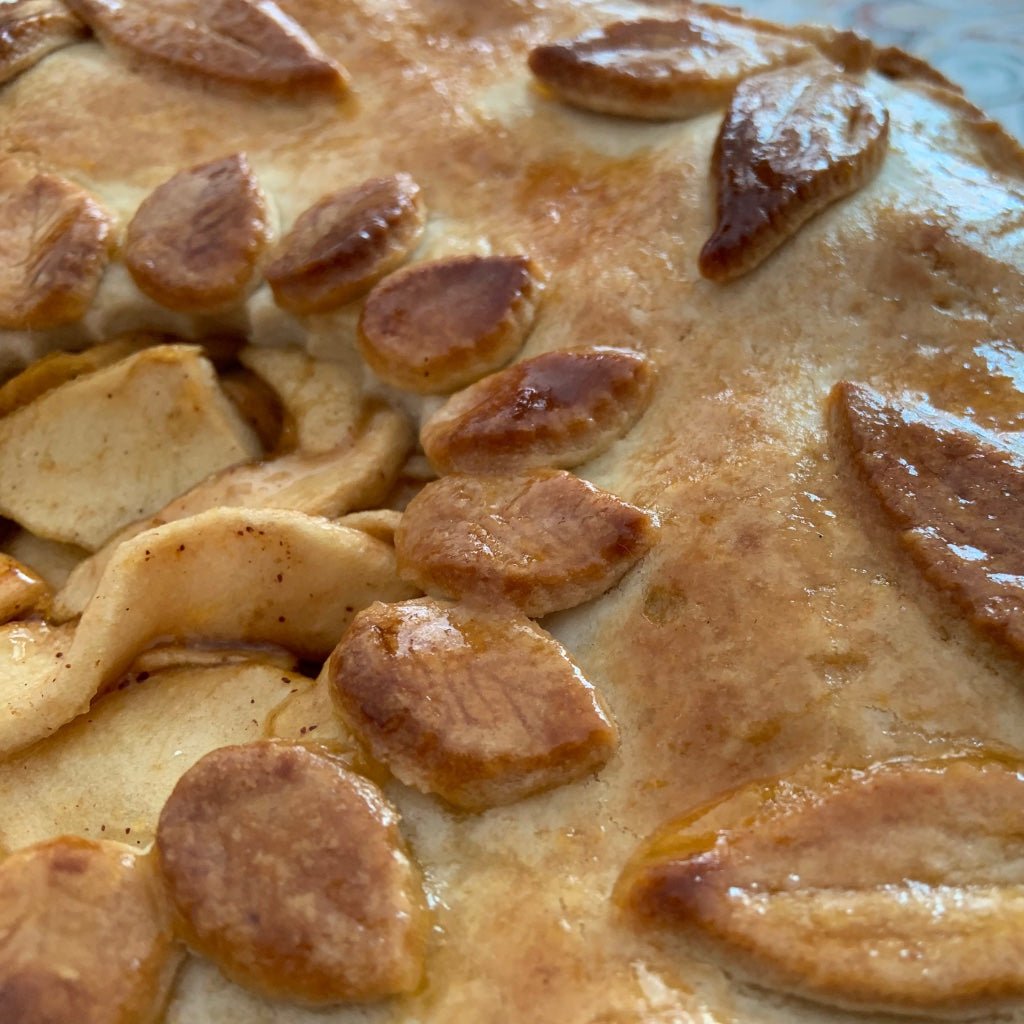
[0,836,180,1024]
[0,1,1023,1022]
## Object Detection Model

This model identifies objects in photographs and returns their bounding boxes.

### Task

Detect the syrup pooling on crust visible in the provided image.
[0,836,180,1024]
[528,10,816,122]
[395,470,658,617]
[329,598,618,810]
[65,0,346,94]
[156,741,427,1004]
[124,153,269,314]
[0,0,85,86]
[265,174,425,315]
[618,758,1024,1015]
[421,345,656,474]
[0,162,113,330]
[832,381,1024,658]
[699,64,889,282]
[358,254,543,395]
[0,553,48,624]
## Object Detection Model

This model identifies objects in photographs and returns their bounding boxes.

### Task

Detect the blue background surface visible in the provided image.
[752,0,1024,140]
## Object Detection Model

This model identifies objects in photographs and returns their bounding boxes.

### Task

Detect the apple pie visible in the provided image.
[1,1,1023,1022]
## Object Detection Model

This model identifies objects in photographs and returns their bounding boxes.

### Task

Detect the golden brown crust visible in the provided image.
[0,836,180,1024]
[700,65,889,281]
[265,174,425,315]
[358,254,543,395]
[0,0,85,86]
[421,345,656,474]
[156,741,427,1004]
[65,0,346,94]
[831,381,1024,658]
[124,153,269,313]
[395,470,659,617]
[0,163,114,330]
[528,12,816,121]
[618,758,1024,1015]
[329,598,618,810]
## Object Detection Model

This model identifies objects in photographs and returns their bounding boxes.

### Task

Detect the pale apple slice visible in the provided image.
[0,344,261,550]
[618,757,1024,1016]
[53,402,413,619]
[0,662,315,852]
[0,334,151,417]
[12,507,415,757]
[238,345,364,454]
[0,619,77,759]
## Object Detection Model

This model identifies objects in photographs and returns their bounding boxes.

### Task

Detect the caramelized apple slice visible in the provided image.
[832,381,1024,656]
[0,837,180,1024]
[156,741,426,1003]
[0,162,114,330]
[359,254,542,394]
[699,65,888,282]
[124,153,269,313]
[528,11,816,121]
[65,0,345,93]
[0,345,261,550]
[618,758,1024,1015]
[266,174,425,314]
[0,1,85,86]
[395,470,658,616]
[0,662,314,851]
[0,553,49,624]
[329,598,618,810]
[422,346,656,474]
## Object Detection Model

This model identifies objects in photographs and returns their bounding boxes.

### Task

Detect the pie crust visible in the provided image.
[1,2,1023,1022]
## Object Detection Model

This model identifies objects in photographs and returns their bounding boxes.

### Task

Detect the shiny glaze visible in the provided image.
[529,12,816,120]
[358,254,542,394]
[266,173,425,314]
[421,344,655,473]
[125,153,269,313]
[329,597,618,810]
[1,1,1024,1021]
[618,757,1024,1014]
[700,64,889,280]
[65,0,346,93]
[833,381,1024,657]
[0,164,113,330]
